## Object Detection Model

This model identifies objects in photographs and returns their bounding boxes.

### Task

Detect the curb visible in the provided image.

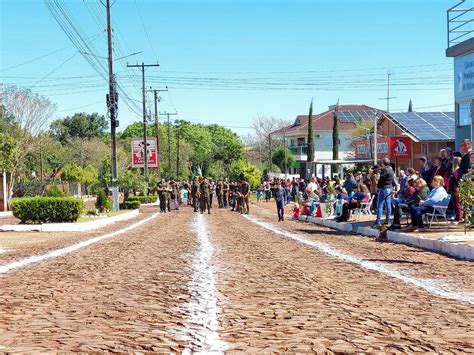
[297,215,474,261]
[0,210,140,232]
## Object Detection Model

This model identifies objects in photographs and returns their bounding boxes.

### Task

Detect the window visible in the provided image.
[421,143,428,156]
[458,101,471,127]
[297,137,305,146]
[428,142,437,154]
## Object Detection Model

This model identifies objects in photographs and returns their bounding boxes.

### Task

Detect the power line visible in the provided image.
[133,0,158,60]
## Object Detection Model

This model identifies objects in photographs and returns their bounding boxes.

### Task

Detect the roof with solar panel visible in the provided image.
[386,112,454,142]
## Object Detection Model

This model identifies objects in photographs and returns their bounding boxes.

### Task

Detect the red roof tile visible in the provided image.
[272,105,384,135]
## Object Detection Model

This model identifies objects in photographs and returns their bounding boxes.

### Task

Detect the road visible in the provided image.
[0,203,473,352]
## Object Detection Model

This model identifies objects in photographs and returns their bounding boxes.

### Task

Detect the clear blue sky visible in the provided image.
[1,0,455,136]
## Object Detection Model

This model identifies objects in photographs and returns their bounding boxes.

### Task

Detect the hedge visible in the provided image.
[120,200,141,210]
[127,195,158,204]
[11,197,85,223]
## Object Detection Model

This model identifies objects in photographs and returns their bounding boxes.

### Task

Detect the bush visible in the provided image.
[96,190,112,212]
[120,200,141,210]
[11,197,84,223]
[46,185,64,197]
[127,195,158,204]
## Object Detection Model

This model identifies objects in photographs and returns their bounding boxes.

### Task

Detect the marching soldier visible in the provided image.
[216,179,223,208]
[157,180,167,213]
[191,178,199,212]
[209,179,216,209]
[222,179,229,208]
[199,177,211,214]
[240,176,250,214]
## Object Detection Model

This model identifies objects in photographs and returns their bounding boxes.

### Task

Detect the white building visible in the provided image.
[271,105,384,177]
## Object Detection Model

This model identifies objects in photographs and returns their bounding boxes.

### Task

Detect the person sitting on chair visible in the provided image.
[390,177,427,230]
[407,175,448,232]
[336,185,368,222]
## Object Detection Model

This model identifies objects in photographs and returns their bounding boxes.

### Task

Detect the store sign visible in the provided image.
[390,136,411,159]
[354,138,390,159]
[454,52,474,100]
[131,138,158,168]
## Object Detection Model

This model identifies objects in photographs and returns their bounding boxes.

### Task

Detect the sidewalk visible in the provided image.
[298,214,474,261]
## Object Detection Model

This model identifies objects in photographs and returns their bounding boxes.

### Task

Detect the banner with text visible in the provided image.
[131,137,158,168]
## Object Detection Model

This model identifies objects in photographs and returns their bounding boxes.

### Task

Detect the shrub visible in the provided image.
[11,197,84,223]
[127,195,158,204]
[96,190,112,212]
[46,185,64,197]
[120,200,141,210]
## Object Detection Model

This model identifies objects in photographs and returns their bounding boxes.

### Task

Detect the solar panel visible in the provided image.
[338,110,377,123]
[389,112,455,141]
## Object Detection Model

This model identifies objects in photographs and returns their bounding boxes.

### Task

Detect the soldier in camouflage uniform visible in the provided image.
[222,180,229,208]
[191,178,199,212]
[240,177,251,214]
[199,177,211,214]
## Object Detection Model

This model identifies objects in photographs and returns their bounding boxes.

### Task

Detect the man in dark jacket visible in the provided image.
[375,158,395,227]
[274,181,287,222]
[459,139,473,178]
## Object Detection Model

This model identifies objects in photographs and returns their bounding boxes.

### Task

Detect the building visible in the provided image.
[271,105,384,177]
[354,112,455,172]
[447,2,474,146]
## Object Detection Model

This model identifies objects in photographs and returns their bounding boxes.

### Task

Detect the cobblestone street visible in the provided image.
[1,203,473,352]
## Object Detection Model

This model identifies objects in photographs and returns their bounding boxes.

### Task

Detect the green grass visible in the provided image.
[76,209,133,223]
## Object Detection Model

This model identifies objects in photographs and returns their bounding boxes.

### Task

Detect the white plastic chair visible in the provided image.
[351,195,375,220]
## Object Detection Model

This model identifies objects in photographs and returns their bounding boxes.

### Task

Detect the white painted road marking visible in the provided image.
[183,214,227,354]
[244,215,474,306]
[0,212,160,274]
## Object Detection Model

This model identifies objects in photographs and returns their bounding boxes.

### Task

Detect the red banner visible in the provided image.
[131,138,158,168]
[390,137,411,159]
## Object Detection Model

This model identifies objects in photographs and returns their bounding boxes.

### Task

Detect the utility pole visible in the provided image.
[268,134,273,173]
[106,0,119,210]
[176,129,180,180]
[127,62,159,183]
[159,111,177,175]
[379,70,396,113]
[374,112,378,165]
[283,127,287,178]
[147,87,168,180]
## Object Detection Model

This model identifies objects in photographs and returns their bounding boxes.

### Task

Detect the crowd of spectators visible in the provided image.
[258,139,474,232]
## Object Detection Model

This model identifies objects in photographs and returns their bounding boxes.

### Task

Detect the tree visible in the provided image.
[118,169,146,200]
[408,99,413,112]
[50,112,108,144]
[61,163,84,197]
[119,121,154,139]
[332,102,340,175]
[272,147,296,174]
[0,133,20,173]
[247,115,290,170]
[229,160,261,189]
[306,99,315,162]
[3,86,56,197]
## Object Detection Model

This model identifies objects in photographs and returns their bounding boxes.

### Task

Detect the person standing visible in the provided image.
[216,180,223,208]
[240,177,250,214]
[275,181,287,222]
[191,178,199,212]
[199,177,211,214]
[222,180,229,208]
[209,179,216,209]
[374,158,395,227]
[459,139,473,178]
[157,180,167,213]
[369,166,380,213]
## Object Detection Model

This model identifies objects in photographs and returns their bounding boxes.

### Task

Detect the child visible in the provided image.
[292,203,300,220]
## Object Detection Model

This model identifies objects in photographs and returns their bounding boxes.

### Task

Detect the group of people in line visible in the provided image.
[156,176,251,215]
[261,139,474,232]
